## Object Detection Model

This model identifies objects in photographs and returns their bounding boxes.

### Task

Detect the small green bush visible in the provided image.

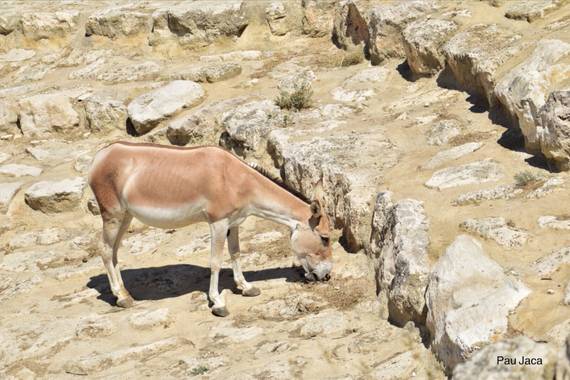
[275,82,313,111]
[190,365,208,376]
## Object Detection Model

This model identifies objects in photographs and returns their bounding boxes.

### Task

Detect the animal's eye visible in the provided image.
[320,236,330,246]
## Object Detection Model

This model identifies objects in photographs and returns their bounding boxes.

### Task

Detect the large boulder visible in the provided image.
[0,13,20,35]
[426,235,531,371]
[442,24,523,107]
[85,8,153,39]
[402,19,458,76]
[18,92,81,137]
[265,1,290,36]
[369,192,430,326]
[301,0,336,38]
[127,80,205,135]
[495,40,570,153]
[220,100,284,156]
[367,0,438,65]
[452,336,558,380]
[82,95,127,132]
[540,91,570,171]
[20,11,79,40]
[152,0,248,46]
[332,1,370,53]
[24,177,86,213]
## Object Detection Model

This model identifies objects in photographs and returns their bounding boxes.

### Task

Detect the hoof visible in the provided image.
[242,286,261,297]
[116,296,134,308]
[212,306,230,317]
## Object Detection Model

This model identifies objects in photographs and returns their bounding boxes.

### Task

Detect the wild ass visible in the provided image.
[88,142,333,317]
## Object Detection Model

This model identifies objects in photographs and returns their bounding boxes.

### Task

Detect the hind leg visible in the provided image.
[100,212,134,308]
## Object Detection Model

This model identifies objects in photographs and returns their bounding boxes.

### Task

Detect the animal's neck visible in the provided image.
[248,175,311,231]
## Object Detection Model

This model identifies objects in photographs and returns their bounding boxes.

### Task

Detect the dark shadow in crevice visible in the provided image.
[87,263,305,306]
[125,118,139,137]
[396,60,418,82]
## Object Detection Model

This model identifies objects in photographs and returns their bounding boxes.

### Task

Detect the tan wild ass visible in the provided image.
[88,142,333,317]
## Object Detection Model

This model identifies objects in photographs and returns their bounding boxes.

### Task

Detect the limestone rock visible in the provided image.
[371,351,420,380]
[70,60,161,83]
[0,153,9,164]
[369,192,430,326]
[495,40,570,153]
[460,217,528,248]
[532,247,570,277]
[0,182,22,213]
[166,114,206,146]
[18,92,81,137]
[152,1,248,46]
[402,19,458,76]
[172,63,242,83]
[423,142,482,170]
[209,322,263,343]
[368,0,438,65]
[265,1,290,36]
[427,119,462,146]
[85,8,153,38]
[332,1,369,52]
[426,235,530,371]
[127,80,205,135]
[302,0,336,38]
[65,337,188,375]
[20,11,79,40]
[83,95,127,132]
[453,336,558,379]
[425,159,503,190]
[505,0,562,22]
[556,335,570,379]
[442,24,523,107]
[0,13,20,35]
[538,215,570,230]
[565,282,570,305]
[540,91,570,171]
[0,101,18,135]
[76,315,115,338]
[24,177,86,213]
[0,164,42,178]
[220,100,283,155]
[296,310,347,338]
[128,308,172,330]
[0,49,36,62]
[453,185,520,206]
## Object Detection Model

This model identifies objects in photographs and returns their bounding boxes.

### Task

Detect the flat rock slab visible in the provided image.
[296,310,348,338]
[0,182,22,213]
[209,322,264,343]
[427,119,461,146]
[127,80,205,135]
[425,159,503,190]
[533,247,570,276]
[538,215,570,230]
[0,164,42,177]
[460,217,528,248]
[65,337,188,375]
[426,235,531,371]
[505,0,561,22]
[75,315,115,338]
[25,177,86,213]
[423,142,482,170]
[128,308,172,330]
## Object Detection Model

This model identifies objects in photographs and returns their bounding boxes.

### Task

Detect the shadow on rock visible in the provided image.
[87,264,305,306]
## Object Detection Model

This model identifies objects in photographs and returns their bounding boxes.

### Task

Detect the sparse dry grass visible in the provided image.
[514,170,546,190]
[275,82,313,111]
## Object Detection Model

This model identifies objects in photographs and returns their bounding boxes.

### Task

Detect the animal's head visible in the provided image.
[291,198,333,282]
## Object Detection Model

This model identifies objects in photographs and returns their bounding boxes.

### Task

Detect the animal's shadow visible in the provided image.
[87,264,305,306]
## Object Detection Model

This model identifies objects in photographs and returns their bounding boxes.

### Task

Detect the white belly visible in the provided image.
[127,202,207,229]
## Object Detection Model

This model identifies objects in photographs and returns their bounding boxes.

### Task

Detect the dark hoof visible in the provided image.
[212,306,230,317]
[116,296,134,308]
[242,286,261,297]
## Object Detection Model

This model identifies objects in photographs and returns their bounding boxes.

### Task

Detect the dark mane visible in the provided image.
[248,163,312,204]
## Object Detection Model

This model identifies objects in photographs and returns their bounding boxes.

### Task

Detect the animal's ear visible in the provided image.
[310,200,322,218]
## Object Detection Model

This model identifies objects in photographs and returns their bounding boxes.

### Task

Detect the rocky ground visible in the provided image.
[0,0,569,379]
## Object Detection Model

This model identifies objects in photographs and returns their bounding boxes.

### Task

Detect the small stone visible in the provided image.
[425,159,503,190]
[25,177,86,213]
[128,308,172,330]
[0,164,42,177]
[76,315,115,338]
